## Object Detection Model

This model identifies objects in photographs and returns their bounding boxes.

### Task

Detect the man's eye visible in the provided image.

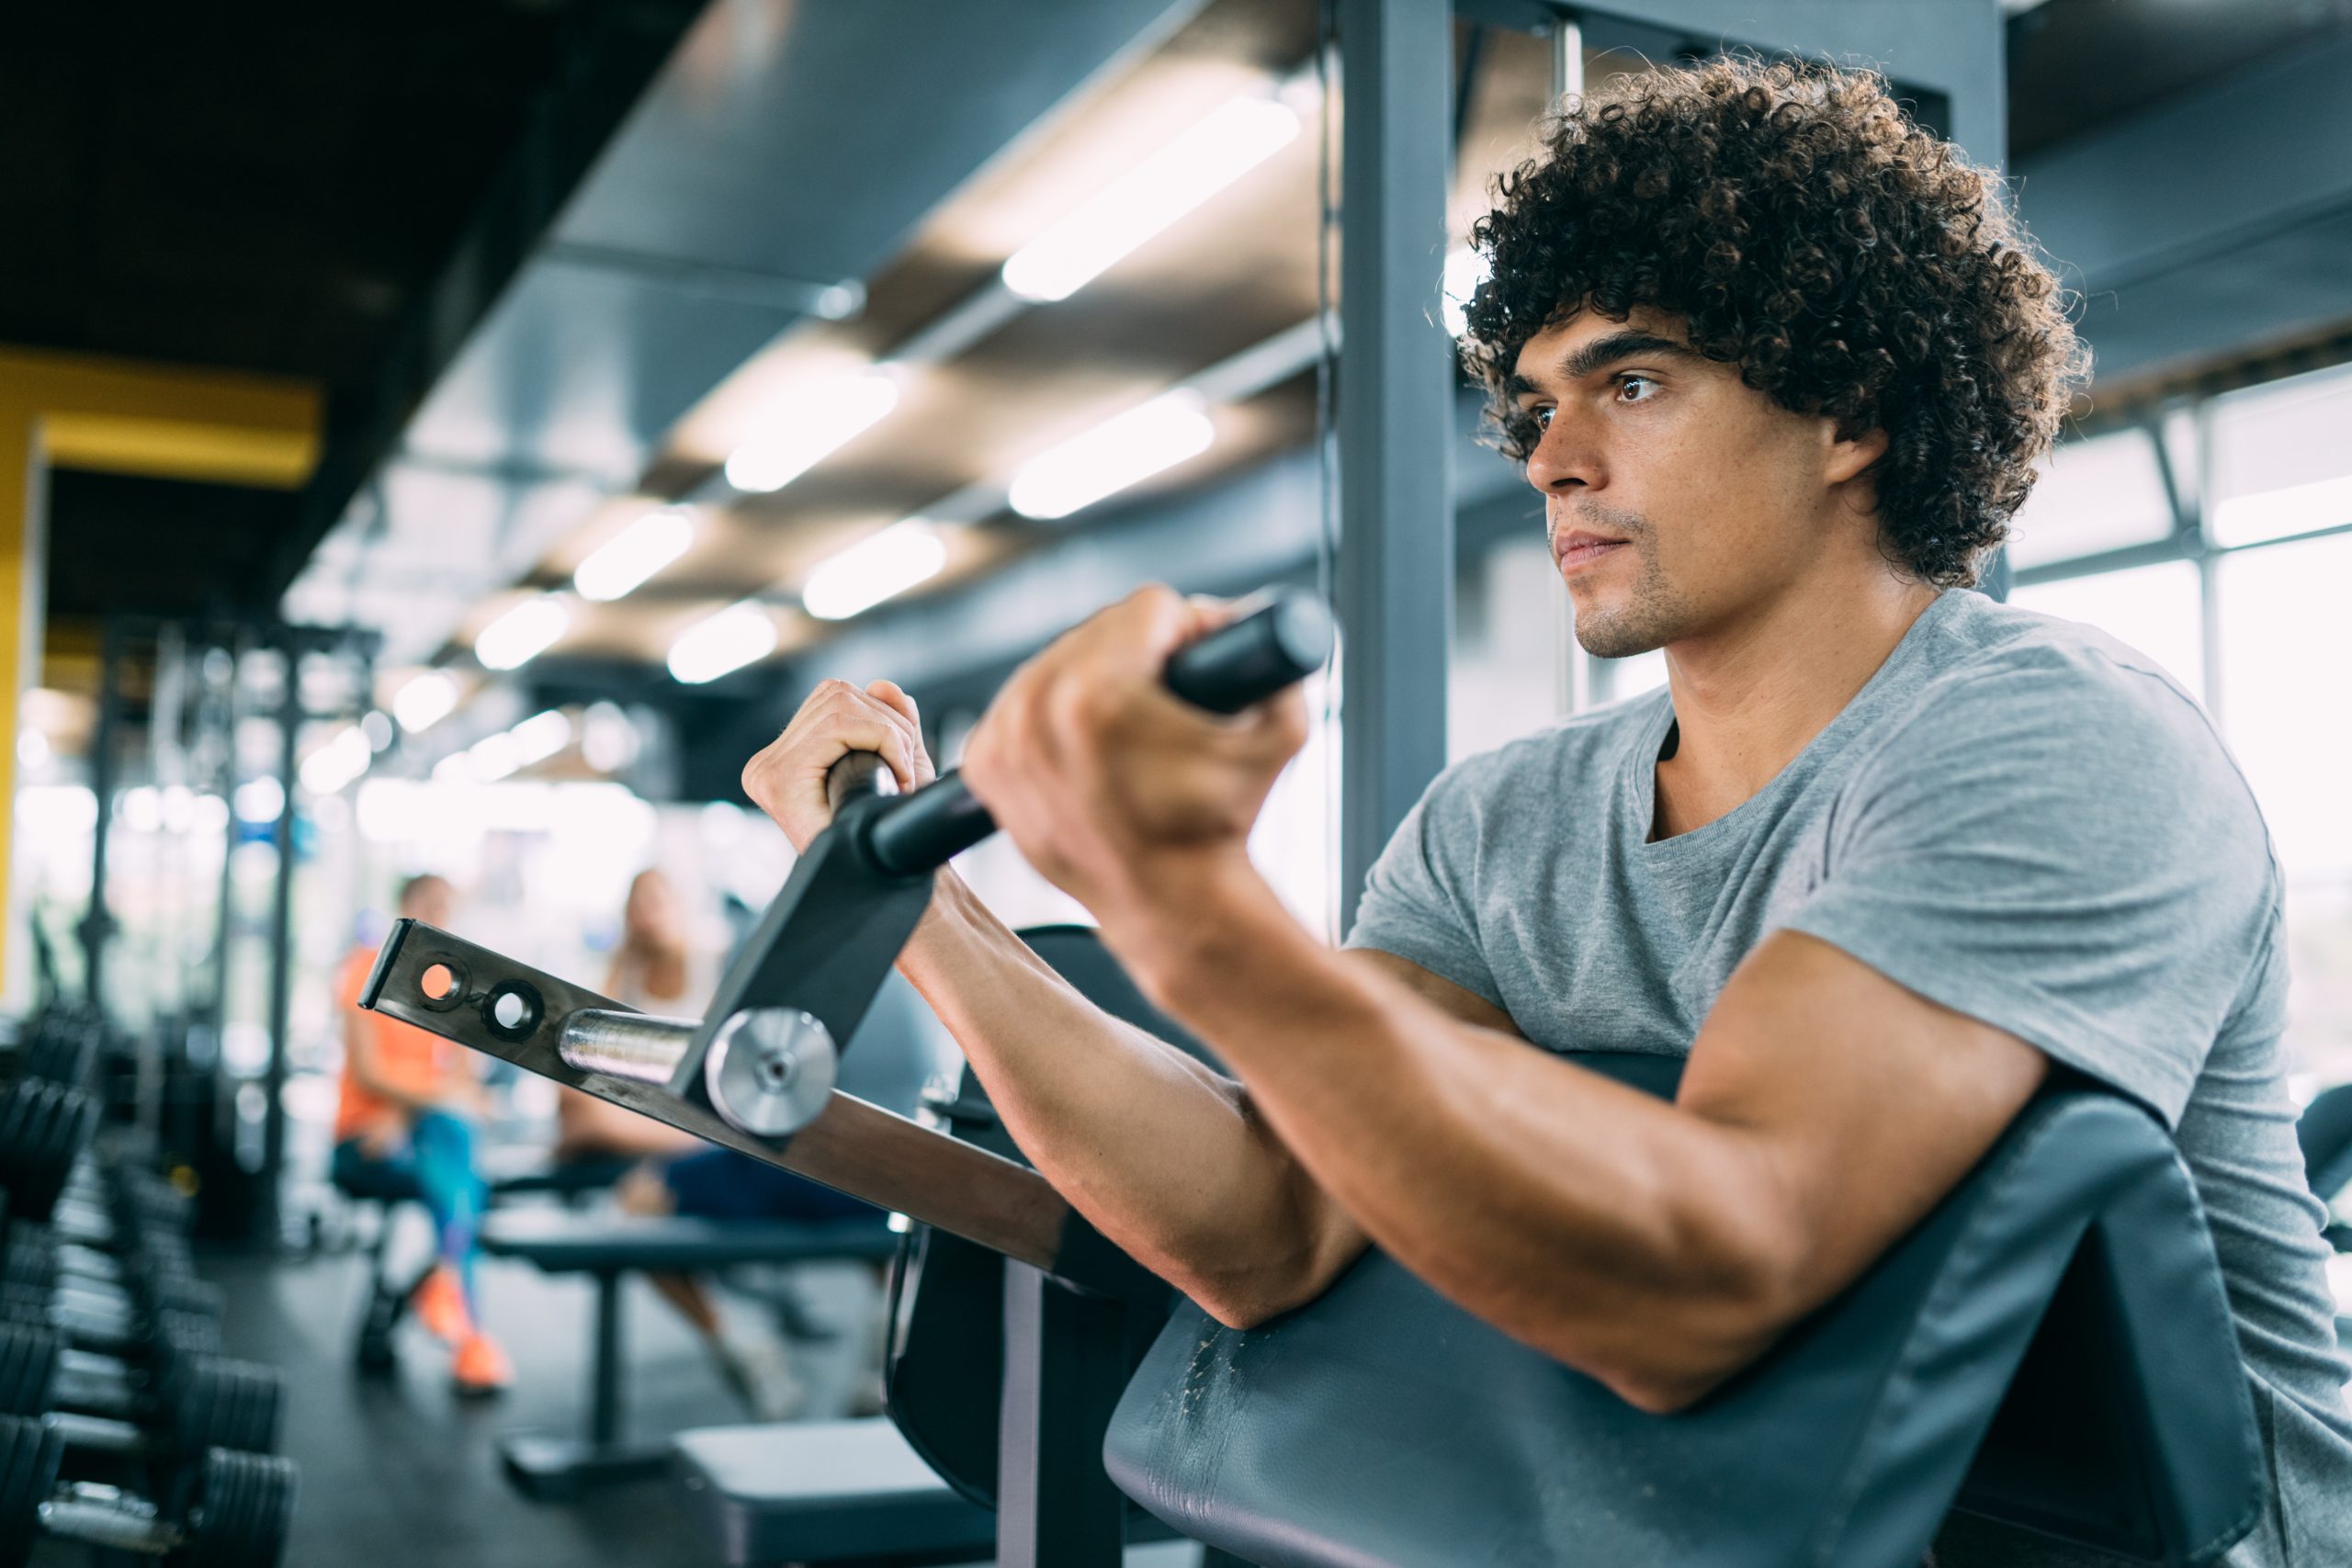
[1615,375,1657,402]
[1530,405,1555,430]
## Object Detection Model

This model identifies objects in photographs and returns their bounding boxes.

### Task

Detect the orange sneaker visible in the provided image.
[451,1331,514,1396]
[411,1264,471,1344]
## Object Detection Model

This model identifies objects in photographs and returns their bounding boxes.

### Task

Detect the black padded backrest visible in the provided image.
[1105,1055,2263,1568]
[2298,1083,2352,1205]
[884,925,1212,1511]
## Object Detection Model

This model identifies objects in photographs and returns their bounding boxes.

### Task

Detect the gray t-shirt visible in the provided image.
[1345,588,2352,1565]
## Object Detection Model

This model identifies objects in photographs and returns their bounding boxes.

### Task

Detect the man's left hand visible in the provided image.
[957,585,1309,930]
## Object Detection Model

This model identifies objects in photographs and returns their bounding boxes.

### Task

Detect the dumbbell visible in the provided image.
[12,1005,101,1090]
[0,1078,99,1224]
[2,1220,224,1358]
[0,1413,295,1568]
[0,1321,282,1460]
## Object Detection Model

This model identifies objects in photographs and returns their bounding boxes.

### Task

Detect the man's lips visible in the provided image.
[1555,531,1628,572]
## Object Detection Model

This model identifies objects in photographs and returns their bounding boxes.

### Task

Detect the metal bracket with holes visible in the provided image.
[359,918,1154,1299]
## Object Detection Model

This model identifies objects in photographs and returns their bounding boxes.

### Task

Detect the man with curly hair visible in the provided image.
[745,57,2352,1563]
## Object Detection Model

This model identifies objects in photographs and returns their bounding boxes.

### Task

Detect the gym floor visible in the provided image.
[159,1233,1205,1568]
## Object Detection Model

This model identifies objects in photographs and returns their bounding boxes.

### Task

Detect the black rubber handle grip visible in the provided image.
[825,591,1332,877]
[825,750,899,815]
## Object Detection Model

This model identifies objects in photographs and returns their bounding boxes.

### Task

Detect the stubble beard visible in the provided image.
[1555,510,1691,660]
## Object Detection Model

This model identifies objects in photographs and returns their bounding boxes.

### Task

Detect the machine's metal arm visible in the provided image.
[359,592,1333,1307]
[360,919,1148,1297]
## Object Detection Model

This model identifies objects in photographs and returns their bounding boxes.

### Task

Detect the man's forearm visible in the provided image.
[895,870,1358,1311]
[1107,859,1793,1409]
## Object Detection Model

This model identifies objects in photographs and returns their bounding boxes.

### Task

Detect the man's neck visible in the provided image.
[1649,569,1939,840]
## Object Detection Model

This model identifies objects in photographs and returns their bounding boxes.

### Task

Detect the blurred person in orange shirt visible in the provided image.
[331,874,512,1394]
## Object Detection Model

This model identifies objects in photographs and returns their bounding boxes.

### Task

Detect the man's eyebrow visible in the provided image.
[1509,331,1702,396]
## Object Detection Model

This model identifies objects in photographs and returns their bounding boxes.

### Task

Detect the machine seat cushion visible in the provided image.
[481,1212,898,1272]
[1105,1061,2262,1568]
[670,1418,992,1565]
[2298,1082,2352,1208]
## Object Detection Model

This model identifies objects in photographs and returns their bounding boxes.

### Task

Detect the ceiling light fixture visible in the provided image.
[474,595,571,671]
[508,710,573,768]
[669,603,779,685]
[1002,95,1302,304]
[802,521,949,621]
[469,731,522,783]
[574,507,697,602]
[300,725,374,796]
[724,368,901,494]
[392,671,459,733]
[1008,391,1216,520]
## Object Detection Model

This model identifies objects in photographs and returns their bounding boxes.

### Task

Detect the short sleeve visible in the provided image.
[1343,759,1506,1010]
[1777,652,2279,1126]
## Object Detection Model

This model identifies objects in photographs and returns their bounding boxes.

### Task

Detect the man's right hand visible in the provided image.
[742,678,937,853]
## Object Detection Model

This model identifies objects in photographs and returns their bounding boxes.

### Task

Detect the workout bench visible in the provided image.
[478,1209,899,1499]
[332,1149,633,1372]
[668,1418,1244,1568]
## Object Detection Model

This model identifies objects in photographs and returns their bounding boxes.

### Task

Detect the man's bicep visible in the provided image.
[1681,930,2049,1320]
[1345,947,1521,1037]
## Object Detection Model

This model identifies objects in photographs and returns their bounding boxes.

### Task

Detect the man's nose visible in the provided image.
[1525,422,1596,496]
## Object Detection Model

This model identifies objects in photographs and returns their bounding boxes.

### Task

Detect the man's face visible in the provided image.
[1508,305,1869,660]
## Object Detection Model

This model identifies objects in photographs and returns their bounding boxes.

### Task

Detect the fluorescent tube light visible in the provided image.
[669,603,779,685]
[724,369,900,493]
[469,731,521,783]
[802,521,948,621]
[474,595,571,671]
[1001,96,1301,303]
[509,710,573,768]
[1008,392,1216,520]
[574,507,696,602]
[300,725,374,796]
[393,671,459,733]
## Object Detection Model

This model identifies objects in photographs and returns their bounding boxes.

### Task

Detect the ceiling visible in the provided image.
[2006,0,2352,159]
[12,0,2352,782]
[0,0,707,627]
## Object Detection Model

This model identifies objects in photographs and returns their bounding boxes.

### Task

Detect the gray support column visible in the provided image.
[261,641,300,1226]
[1335,0,1457,935]
[79,618,124,1010]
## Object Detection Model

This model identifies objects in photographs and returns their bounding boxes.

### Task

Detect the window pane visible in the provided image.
[1452,536,1569,759]
[2010,560,2205,706]
[2005,429,2174,570]
[2210,361,2352,548]
[2217,531,2352,1076]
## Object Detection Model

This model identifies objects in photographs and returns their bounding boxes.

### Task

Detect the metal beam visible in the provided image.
[1334,0,1457,937]
[1568,1,2005,166]
[2015,33,2352,388]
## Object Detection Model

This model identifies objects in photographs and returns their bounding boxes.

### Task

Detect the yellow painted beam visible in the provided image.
[40,412,319,491]
[0,345,322,489]
[0,346,324,989]
[0,420,40,997]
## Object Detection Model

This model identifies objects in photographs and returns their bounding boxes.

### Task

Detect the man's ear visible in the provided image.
[1826,421,1890,488]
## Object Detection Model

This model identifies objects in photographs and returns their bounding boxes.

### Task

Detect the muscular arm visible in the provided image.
[1108,860,2048,1414]
[896,872,1511,1316]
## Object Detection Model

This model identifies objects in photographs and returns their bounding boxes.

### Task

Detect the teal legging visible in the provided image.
[334,1110,489,1311]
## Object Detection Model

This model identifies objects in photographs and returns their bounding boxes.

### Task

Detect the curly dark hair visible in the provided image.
[1462,57,2086,588]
